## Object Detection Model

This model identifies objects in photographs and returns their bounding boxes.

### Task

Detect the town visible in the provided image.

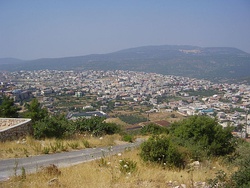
[0,69,250,137]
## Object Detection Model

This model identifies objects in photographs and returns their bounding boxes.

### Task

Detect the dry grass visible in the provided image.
[105,117,128,126]
[0,134,122,159]
[147,111,185,123]
[0,148,234,188]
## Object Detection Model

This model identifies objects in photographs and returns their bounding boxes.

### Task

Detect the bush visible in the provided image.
[230,142,250,187]
[207,159,250,188]
[73,117,121,136]
[33,115,121,139]
[140,135,185,169]
[102,122,121,135]
[207,141,250,187]
[33,115,71,139]
[170,115,236,157]
[141,123,168,135]
[231,158,250,187]
[122,134,134,143]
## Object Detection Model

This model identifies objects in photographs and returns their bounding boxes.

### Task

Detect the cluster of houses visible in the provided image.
[0,70,249,136]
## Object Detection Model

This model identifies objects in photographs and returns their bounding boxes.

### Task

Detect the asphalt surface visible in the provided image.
[0,139,144,181]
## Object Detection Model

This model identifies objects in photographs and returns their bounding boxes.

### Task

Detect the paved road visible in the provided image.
[0,139,143,181]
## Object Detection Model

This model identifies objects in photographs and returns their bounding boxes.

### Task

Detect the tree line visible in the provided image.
[0,96,121,139]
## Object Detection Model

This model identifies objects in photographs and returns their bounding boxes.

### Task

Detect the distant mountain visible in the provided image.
[1,45,250,83]
[0,58,23,65]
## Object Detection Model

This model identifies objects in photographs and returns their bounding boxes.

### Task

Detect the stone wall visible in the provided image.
[0,118,32,142]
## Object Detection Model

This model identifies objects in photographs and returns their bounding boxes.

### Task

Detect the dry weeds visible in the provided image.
[0,134,121,159]
[0,148,233,188]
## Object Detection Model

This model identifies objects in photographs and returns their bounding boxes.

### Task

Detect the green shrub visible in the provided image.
[141,123,168,135]
[74,117,121,136]
[170,115,236,157]
[140,135,185,169]
[101,122,121,135]
[32,115,122,139]
[122,134,134,143]
[33,115,70,139]
[207,158,250,188]
[231,158,250,187]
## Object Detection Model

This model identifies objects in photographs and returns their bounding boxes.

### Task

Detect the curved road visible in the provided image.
[0,139,144,181]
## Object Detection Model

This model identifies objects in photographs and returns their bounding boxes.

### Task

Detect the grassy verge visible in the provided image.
[0,148,233,188]
[0,134,121,159]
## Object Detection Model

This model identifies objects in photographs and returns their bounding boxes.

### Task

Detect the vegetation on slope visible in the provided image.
[118,114,148,125]
[0,134,121,158]
[140,115,250,187]
[140,116,236,169]
[1,140,250,188]
[1,97,249,187]
[0,113,250,187]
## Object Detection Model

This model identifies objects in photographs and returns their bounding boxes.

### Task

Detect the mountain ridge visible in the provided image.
[0,45,249,83]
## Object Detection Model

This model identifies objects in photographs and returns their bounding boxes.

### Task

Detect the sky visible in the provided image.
[0,0,250,60]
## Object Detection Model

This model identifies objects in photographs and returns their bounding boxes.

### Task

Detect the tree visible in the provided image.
[24,98,48,122]
[73,116,121,136]
[0,96,20,118]
[170,115,236,156]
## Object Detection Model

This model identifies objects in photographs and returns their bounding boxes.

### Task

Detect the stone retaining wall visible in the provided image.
[0,118,32,142]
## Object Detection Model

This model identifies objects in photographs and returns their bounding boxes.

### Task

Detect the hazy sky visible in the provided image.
[1,0,250,60]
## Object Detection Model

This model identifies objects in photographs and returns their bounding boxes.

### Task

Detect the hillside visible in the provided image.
[0,58,23,65]
[0,45,250,82]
